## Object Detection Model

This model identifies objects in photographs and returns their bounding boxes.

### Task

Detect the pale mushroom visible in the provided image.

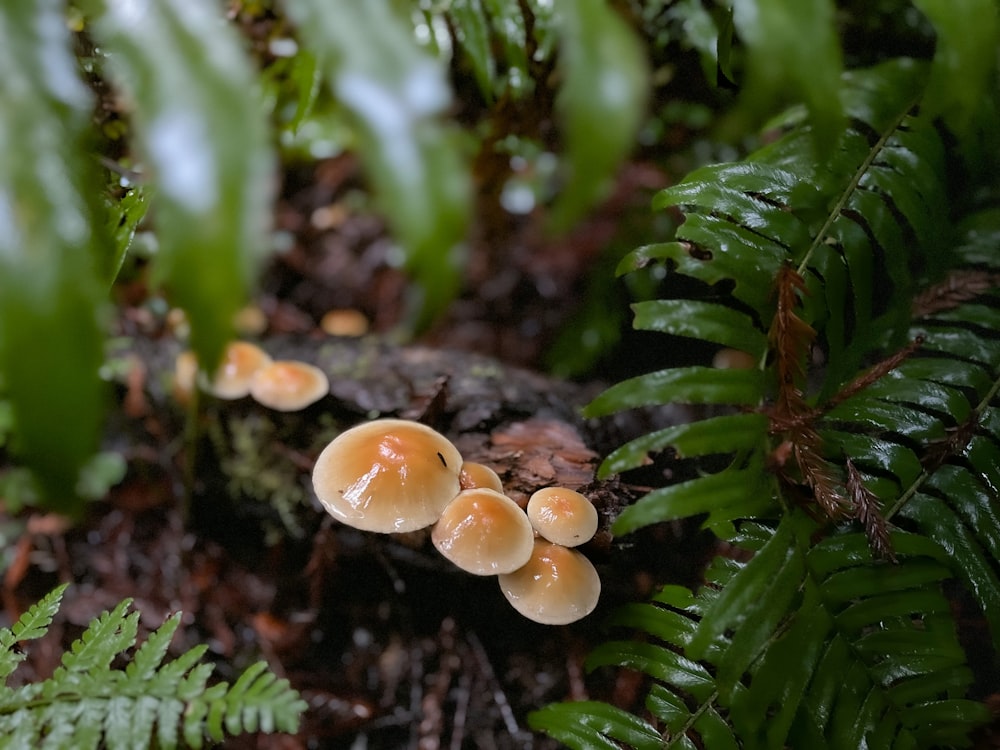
[249,360,329,411]
[204,341,273,399]
[458,462,504,493]
[526,487,599,547]
[498,540,601,625]
[312,419,463,533]
[172,350,199,404]
[320,308,369,337]
[431,488,534,575]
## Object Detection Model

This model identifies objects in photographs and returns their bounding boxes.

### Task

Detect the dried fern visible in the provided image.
[531,50,1000,750]
[0,584,306,749]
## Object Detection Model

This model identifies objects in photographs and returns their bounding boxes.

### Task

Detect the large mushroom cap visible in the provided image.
[526,487,598,547]
[431,488,534,575]
[312,419,463,533]
[498,540,601,625]
[250,360,329,411]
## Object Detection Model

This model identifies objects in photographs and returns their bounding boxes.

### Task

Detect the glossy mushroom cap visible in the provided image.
[431,489,534,575]
[526,487,598,547]
[498,540,601,625]
[206,341,273,399]
[312,419,463,533]
[249,360,329,411]
[458,462,504,493]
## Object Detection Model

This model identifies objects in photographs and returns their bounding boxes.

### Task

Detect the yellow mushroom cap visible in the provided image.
[431,488,534,575]
[249,360,329,412]
[526,487,599,547]
[312,419,463,533]
[498,540,601,625]
[205,341,273,399]
[320,308,369,337]
[458,461,504,493]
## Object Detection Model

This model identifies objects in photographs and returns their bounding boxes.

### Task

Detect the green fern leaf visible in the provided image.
[611,461,774,536]
[598,413,769,478]
[0,583,68,681]
[548,0,649,233]
[529,700,664,750]
[0,587,306,749]
[585,367,764,417]
[123,612,181,683]
[85,0,274,371]
[631,300,767,355]
[0,2,107,512]
[55,599,137,677]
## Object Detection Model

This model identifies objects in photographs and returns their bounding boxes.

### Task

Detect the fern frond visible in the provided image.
[539,53,1000,750]
[536,518,989,748]
[0,587,307,749]
[0,583,67,681]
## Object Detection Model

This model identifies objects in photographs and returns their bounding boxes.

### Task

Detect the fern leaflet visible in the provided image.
[0,586,307,749]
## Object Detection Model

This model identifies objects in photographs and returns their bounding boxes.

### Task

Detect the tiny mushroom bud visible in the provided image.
[173,350,199,404]
[431,488,534,575]
[233,304,268,336]
[498,540,601,625]
[312,418,463,533]
[320,308,369,337]
[204,341,273,399]
[249,360,329,412]
[712,347,757,370]
[459,461,504,493]
[526,487,599,547]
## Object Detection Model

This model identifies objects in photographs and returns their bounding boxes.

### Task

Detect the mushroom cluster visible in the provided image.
[173,341,330,412]
[311,418,602,625]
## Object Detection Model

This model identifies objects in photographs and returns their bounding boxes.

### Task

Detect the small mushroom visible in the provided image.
[172,350,199,404]
[498,540,601,625]
[204,341,273,399]
[249,360,329,411]
[320,308,369,337]
[458,461,504,493]
[712,347,757,370]
[312,418,463,533]
[526,487,599,547]
[431,488,534,575]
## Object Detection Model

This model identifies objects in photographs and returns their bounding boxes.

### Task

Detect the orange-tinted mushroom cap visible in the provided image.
[431,488,534,575]
[498,540,601,625]
[526,487,598,547]
[249,360,329,411]
[458,462,504,493]
[312,419,463,533]
[205,341,273,399]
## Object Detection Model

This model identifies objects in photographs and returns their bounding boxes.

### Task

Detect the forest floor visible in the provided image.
[0,154,720,748]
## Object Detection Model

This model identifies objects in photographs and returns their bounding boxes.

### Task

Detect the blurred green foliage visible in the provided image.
[0,0,996,517]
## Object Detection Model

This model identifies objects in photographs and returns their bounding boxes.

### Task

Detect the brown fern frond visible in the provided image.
[920,415,979,472]
[821,335,925,414]
[770,264,816,417]
[912,269,1000,317]
[846,459,896,562]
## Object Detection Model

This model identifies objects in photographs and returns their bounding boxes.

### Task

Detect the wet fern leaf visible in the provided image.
[538,53,1000,750]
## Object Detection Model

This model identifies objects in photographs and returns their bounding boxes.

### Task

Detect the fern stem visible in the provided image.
[664,690,721,748]
[795,98,918,275]
[885,370,1000,521]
